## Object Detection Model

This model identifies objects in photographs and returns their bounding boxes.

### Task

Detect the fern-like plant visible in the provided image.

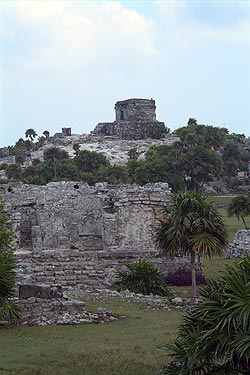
[163,256,250,374]
[113,259,173,297]
[0,196,20,324]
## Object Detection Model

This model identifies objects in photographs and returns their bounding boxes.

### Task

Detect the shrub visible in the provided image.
[163,257,250,374]
[113,259,173,297]
[165,268,207,286]
[0,196,20,324]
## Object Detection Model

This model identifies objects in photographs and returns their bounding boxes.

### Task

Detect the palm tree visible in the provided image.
[156,190,228,298]
[163,257,250,374]
[43,130,50,138]
[25,128,38,142]
[43,147,69,178]
[228,195,250,230]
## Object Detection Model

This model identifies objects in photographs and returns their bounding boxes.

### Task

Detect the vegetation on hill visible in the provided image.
[1,121,250,192]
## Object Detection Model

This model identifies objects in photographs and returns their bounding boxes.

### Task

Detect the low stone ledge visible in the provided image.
[17,284,119,326]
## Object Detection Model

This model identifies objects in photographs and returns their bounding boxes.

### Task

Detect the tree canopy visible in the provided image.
[156,190,228,298]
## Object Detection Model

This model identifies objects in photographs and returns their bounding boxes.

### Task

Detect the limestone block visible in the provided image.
[19,284,51,299]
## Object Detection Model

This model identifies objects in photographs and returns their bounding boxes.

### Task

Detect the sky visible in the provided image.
[1,0,250,147]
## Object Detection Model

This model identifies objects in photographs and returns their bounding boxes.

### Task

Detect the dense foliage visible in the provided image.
[113,259,173,297]
[1,122,250,191]
[165,268,207,287]
[228,195,250,230]
[163,257,250,374]
[156,191,228,298]
[0,197,20,323]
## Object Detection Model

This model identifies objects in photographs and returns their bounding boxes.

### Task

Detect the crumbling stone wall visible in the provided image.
[115,98,156,122]
[15,250,190,293]
[2,181,192,294]
[2,182,170,254]
[93,98,165,140]
[226,230,250,258]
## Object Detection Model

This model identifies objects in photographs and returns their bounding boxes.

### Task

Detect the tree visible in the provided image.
[75,150,109,172]
[222,141,241,177]
[152,122,170,139]
[187,117,197,126]
[95,164,129,184]
[156,191,228,298]
[0,197,20,323]
[73,143,80,156]
[163,257,250,374]
[43,130,50,138]
[228,195,250,230]
[5,164,22,180]
[128,147,139,161]
[25,128,38,142]
[43,147,69,178]
[184,146,222,190]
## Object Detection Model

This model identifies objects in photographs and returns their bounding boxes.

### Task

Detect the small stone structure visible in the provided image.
[18,284,117,326]
[62,127,71,136]
[226,230,250,258]
[93,98,165,140]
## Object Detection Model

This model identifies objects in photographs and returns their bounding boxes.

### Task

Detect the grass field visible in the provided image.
[0,195,247,375]
[210,195,250,241]
[0,302,182,375]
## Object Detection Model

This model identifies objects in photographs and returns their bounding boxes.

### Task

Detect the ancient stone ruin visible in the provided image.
[226,230,250,258]
[2,181,190,294]
[1,181,193,325]
[3,181,170,254]
[92,98,165,140]
[18,284,117,326]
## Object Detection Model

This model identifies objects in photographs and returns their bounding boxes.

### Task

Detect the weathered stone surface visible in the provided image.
[226,230,250,258]
[14,250,191,295]
[19,284,51,299]
[2,182,171,254]
[92,98,166,140]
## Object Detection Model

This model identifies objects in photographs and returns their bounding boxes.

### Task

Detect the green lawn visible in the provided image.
[0,195,246,375]
[210,195,250,241]
[0,301,182,375]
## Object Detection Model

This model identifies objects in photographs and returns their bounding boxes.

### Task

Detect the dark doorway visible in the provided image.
[120,110,124,120]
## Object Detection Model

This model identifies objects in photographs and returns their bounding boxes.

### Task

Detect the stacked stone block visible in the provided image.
[93,98,165,140]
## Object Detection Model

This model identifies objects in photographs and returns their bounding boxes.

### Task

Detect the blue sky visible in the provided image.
[1,0,250,147]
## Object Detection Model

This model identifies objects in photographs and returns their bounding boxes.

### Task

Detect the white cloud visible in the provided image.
[156,0,250,48]
[2,1,158,72]
[156,0,187,24]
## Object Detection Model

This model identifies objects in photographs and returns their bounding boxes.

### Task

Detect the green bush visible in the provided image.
[0,197,20,324]
[113,259,173,297]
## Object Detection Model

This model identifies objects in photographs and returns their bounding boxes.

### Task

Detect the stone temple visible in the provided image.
[92,98,165,140]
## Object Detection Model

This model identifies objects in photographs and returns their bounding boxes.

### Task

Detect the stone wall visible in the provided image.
[1,182,195,295]
[93,120,165,140]
[2,181,170,254]
[115,98,156,122]
[226,230,250,258]
[17,284,118,326]
[1,181,193,294]
[15,250,191,294]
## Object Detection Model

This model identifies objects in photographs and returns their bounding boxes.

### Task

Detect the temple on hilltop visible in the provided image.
[92,98,165,140]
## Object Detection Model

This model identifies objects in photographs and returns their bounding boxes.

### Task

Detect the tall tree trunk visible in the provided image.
[241,216,249,230]
[190,250,197,299]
